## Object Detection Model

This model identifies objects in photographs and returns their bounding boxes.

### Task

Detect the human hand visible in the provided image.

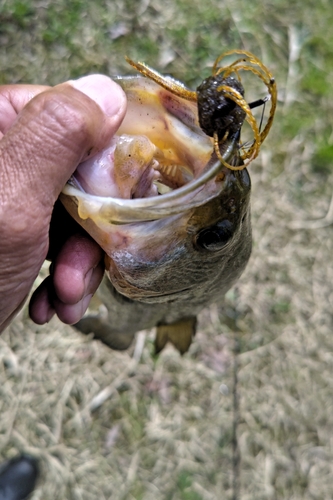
[0,75,127,332]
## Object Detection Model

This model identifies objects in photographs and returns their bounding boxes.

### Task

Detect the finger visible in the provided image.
[52,232,104,305]
[29,276,56,324]
[29,260,104,325]
[29,231,104,324]
[0,84,49,136]
[53,261,104,324]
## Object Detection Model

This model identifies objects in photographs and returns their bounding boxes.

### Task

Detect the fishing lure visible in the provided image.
[126,50,277,171]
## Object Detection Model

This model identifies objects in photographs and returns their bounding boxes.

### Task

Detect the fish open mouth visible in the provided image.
[62,51,277,226]
[62,76,239,224]
[68,74,216,202]
[69,133,197,201]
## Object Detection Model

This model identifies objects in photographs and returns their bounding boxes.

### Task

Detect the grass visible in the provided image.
[2,0,333,498]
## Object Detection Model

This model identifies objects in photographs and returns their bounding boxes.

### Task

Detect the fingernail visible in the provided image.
[70,75,125,118]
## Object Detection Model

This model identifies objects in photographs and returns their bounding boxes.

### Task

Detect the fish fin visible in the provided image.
[74,316,135,351]
[155,317,197,355]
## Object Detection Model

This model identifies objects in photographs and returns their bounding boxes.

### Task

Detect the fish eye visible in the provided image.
[196,220,234,251]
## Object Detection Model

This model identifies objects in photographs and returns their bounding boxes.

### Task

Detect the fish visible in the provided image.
[60,50,277,354]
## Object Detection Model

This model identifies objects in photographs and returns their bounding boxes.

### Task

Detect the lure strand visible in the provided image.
[125,50,277,171]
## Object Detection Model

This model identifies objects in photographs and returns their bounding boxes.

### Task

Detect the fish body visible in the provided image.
[61,68,255,353]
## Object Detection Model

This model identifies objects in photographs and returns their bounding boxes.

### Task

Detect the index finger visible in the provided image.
[0,84,50,137]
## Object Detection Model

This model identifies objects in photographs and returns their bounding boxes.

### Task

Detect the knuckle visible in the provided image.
[27,87,100,153]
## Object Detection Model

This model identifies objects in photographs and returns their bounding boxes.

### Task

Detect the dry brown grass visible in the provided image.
[1,0,333,498]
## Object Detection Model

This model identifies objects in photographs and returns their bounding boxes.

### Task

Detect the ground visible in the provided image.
[1,0,333,498]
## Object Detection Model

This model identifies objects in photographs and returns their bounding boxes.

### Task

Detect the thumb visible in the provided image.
[0,75,126,225]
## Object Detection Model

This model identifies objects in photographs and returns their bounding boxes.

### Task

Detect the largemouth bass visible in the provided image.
[61,51,277,353]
